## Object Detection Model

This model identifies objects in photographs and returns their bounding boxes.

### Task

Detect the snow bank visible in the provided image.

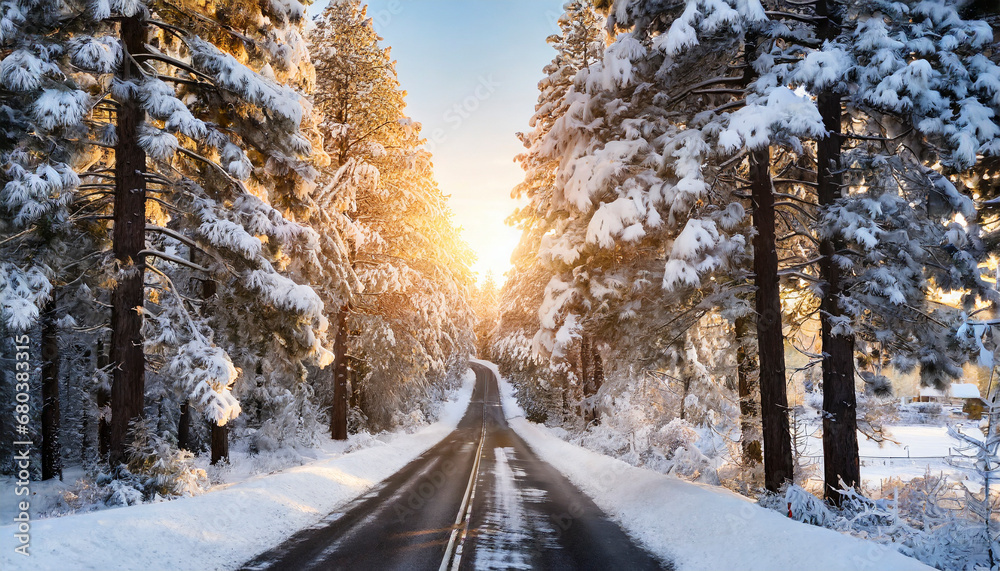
[490,369,929,571]
[1,369,477,571]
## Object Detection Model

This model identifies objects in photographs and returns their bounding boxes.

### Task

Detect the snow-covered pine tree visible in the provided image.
[472,272,500,359]
[496,0,605,424]
[137,0,346,461]
[4,0,345,469]
[0,0,109,478]
[760,0,1000,503]
[560,0,826,492]
[311,0,475,433]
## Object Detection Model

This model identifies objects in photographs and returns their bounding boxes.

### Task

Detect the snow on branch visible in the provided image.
[187,37,306,127]
[0,263,52,331]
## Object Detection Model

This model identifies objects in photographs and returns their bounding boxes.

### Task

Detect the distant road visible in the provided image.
[242,362,668,570]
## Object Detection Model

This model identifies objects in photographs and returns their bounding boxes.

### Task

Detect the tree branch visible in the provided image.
[766,10,823,23]
[778,270,820,282]
[138,249,210,273]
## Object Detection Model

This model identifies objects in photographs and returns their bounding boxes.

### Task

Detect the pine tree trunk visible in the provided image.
[41,299,61,481]
[331,304,349,440]
[817,91,860,503]
[195,252,226,461]
[80,413,89,464]
[97,337,110,459]
[817,0,860,506]
[590,349,603,424]
[679,376,690,422]
[750,147,794,492]
[177,400,192,452]
[735,312,763,465]
[592,348,603,391]
[349,364,360,409]
[109,14,148,465]
[580,333,591,395]
[210,421,228,465]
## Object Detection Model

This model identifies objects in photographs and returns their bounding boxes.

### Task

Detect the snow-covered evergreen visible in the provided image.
[0,0,476,500]
[310,0,475,432]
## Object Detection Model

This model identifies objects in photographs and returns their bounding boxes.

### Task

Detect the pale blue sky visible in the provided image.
[311,0,567,281]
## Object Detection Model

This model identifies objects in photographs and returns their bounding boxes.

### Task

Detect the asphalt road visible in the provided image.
[241,362,669,571]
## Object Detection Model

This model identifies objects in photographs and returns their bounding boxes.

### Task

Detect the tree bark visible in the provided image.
[592,348,603,391]
[210,421,228,465]
[735,312,763,465]
[331,304,349,440]
[349,361,361,409]
[97,337,110,460]
[817,0,860,506]
[750,147,794,492]
[590,348,603,424]
[177,400,192,452]
[41,299,61,481]
[817,91,860,504]
[195,252,227,462]
[109,14,148,465]
[679,376,690,422]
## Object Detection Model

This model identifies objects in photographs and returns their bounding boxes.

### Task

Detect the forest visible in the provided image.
[482,0,1000,567]
[4,0,1000,569]
[1,0,475,495]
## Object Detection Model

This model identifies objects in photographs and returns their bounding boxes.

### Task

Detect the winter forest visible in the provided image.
[5,0,1000,569]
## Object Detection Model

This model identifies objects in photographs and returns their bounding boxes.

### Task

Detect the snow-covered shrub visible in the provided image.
[898,401,945,424]
[345,431,387,453]
[245,382,327,452]
[651,418,699,455]
[761,484,834,527]
[567,383,723,483]
[666,441,717,483]
[761,477,996,571]
[390,408,427,434]
[125,424,209,499]
[347,405,369,435]
[105,478,144,507]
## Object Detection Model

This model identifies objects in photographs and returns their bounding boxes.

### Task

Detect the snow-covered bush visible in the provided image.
[763,477,996,571]
[761,484,834,527]
[899,401,945,424]
[125,423,209,499]
[105,478,144,507]
[566,382,724,484]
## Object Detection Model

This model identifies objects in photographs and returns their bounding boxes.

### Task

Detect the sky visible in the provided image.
[311,0,567,283]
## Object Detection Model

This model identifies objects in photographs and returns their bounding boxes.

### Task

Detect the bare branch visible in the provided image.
[766,10,823,23]
[774,201,818,221]
[138,249,210,273]
[778,270,820,282]
[135,51,215,83]
[773,178,818,189]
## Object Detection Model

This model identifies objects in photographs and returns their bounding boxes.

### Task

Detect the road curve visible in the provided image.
[241,363,669,571]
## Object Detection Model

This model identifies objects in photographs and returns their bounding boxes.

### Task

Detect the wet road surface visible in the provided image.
[241,362,668,571]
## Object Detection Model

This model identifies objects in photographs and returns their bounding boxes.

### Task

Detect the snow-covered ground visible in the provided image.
[477,361,931,571]
[0,369,477,571]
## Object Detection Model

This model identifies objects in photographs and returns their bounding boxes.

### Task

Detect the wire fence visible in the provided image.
[798,454,953,460]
